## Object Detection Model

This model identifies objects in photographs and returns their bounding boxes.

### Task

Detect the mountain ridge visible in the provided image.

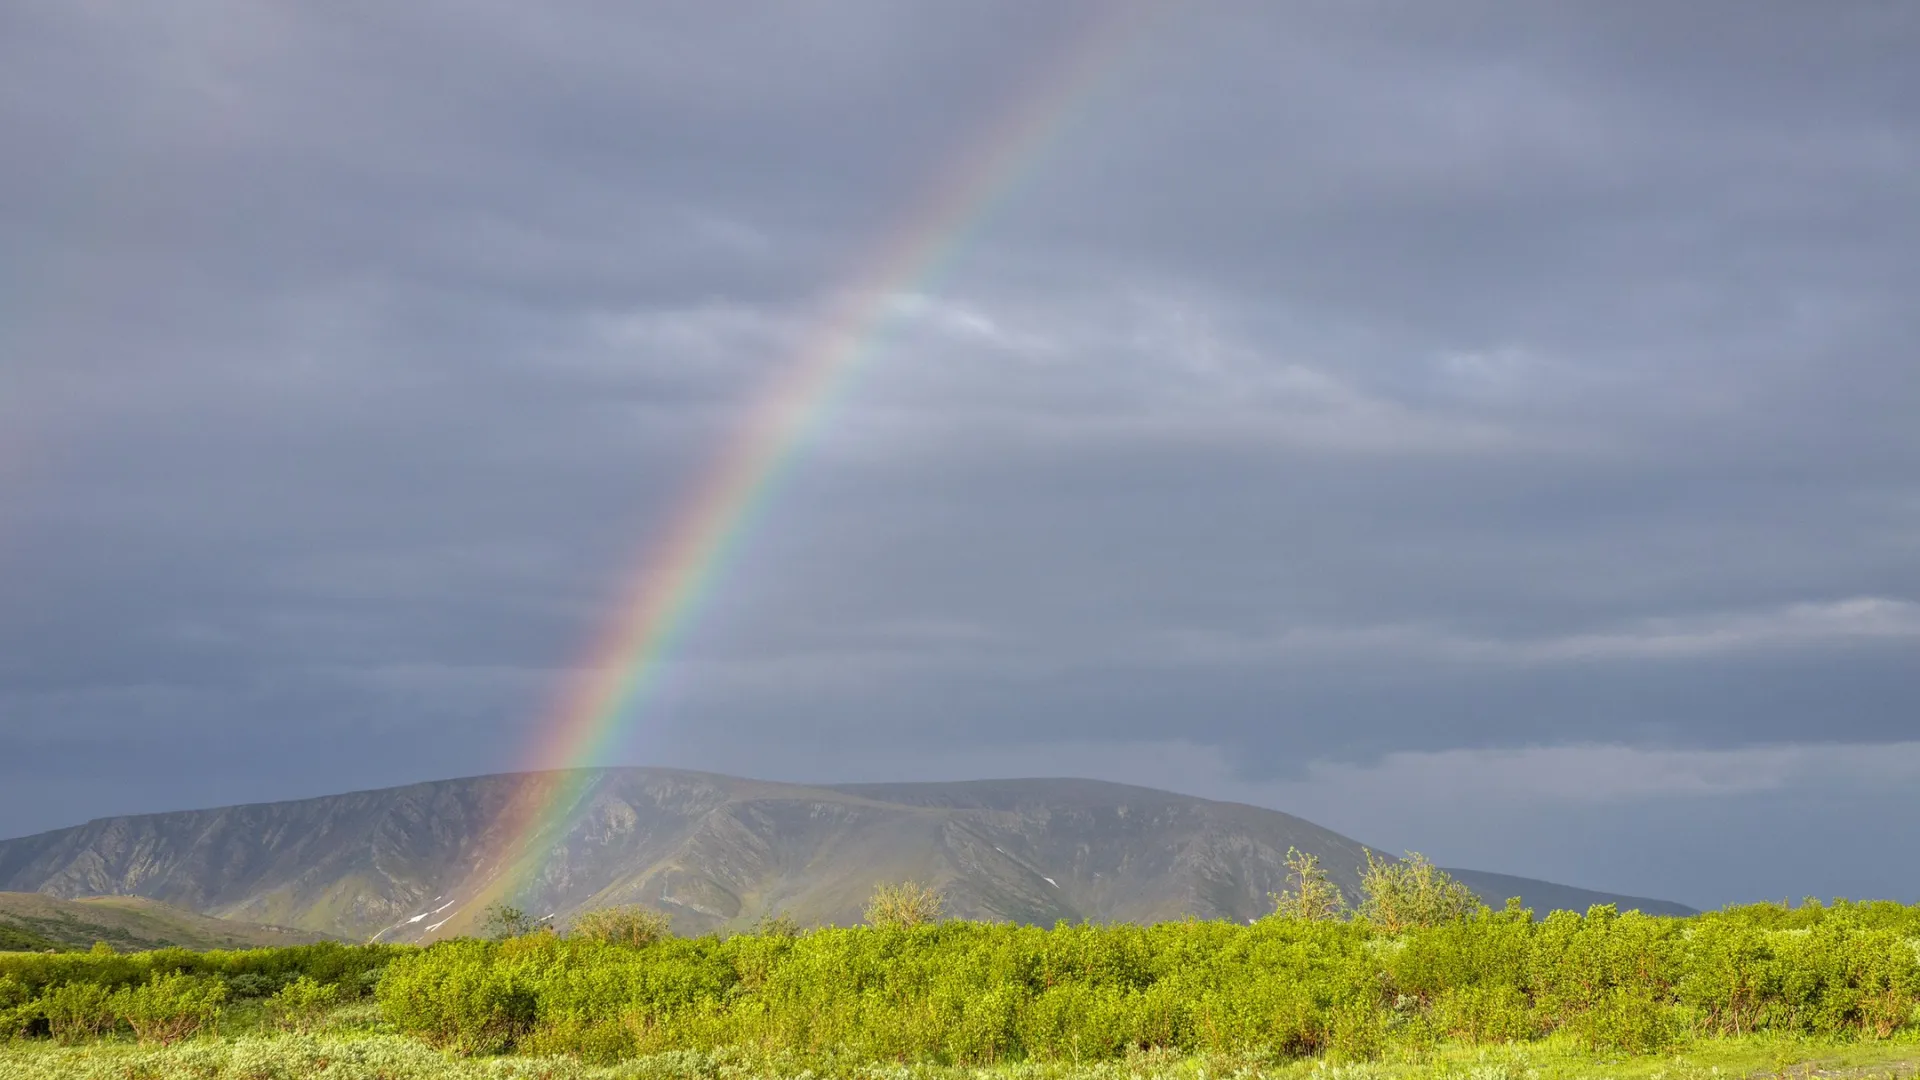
[0,768,1696,941]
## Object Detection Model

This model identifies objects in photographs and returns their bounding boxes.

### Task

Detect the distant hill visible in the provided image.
[0,892,335,952]
[0,769,1693,942]
[1441,868,1696,919]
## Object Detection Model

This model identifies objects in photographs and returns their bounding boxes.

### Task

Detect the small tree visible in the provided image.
[1355,850,1484,933]
[568,904,670,947]
[748,910,801,938]
[1269,846,1347,921]
[479,903,547,940]
[865,880,945,928]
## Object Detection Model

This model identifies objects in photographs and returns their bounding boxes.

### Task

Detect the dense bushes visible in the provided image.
[0,941,402,1046]
[112,973,228,1044]
[0,941,402,999]
[5,900,1920,1065]
[365,903,1920,1064]
[265,975,341,1033]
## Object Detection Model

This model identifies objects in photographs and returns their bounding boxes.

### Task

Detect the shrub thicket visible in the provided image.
[481,905,551,941]
[6,891,1920,1066]
[111,972,228,1044]
[0,941,402,999]
[0,974,35,1043]
[38,980,116,1044]
[363,900,1920,1063]
[266,974,340,1033]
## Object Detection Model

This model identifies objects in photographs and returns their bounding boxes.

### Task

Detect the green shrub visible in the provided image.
[1432,984,1536,1044]
[38,980,117,1044]
[223,971,286,999]
[1356,851,1484,933]
[266,974,340,1033]
[746,911,800,938]
[480,904,549,941]
[1269,847,1346,922]
[1572,986,1674,1054]
[1326,995,1386,1062]
[568,905,670,948]
[0,973,31,1043]
[376,939,537,1055]
[864,881,946,929]
[110,971,227,1045]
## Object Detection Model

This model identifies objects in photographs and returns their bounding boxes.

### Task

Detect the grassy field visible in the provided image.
[0,892,333,952]
[3,1030,1918,1080]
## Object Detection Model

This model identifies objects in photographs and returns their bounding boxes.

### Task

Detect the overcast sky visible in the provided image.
[3,1,1916,909]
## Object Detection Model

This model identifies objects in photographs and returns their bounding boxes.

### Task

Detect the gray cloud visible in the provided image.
[1,1,1915,904]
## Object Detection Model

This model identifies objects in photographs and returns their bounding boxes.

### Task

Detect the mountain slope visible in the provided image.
[1441,868,1696,919]
[0,769,1693,941]
[0,892,335,951]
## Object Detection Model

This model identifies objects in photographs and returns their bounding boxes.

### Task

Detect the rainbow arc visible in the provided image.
[437,5,1155,935]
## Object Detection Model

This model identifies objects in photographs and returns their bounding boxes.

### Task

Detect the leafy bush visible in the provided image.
[266,974,340,1033]
[746,911,800,938]
[223,971,286,999]
[0,973,31,1043]
[1431,984,1536,1044]
[111,972,228,1045]
[1571,986,1673,1054]
[38,981,116,1044]
[376,939,537,1055]
[1355,851,1484,933]
[1269,847,1346,922]
[568,905,670,948]
[480,904,550,941]
[864,881,946,929]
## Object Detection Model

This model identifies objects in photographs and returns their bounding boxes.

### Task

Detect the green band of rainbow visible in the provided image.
[449,5,1154,931]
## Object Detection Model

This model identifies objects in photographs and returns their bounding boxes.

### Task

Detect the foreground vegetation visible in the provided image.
[5,1030,1919,1080]
[5,855,1920,1077]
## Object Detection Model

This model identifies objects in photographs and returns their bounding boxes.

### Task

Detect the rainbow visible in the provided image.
[442,5,1154,932]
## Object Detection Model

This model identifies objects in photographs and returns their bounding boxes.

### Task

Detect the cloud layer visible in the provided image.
[3,2,1916,905]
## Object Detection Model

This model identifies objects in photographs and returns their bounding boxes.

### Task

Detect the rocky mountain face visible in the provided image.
[0,769,1694,942]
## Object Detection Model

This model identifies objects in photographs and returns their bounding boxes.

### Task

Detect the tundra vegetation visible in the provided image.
[5,855,1920,1079]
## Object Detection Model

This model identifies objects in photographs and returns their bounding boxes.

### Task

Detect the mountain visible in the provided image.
[1440,868,1696,919]
[0,769,1695,942]
[0,892,336,952]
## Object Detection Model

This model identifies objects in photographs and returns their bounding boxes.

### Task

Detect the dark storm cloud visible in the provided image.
[2,1,1916,903]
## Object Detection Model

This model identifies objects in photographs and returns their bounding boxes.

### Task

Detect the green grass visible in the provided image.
[2,1031,1917,1080]
[0,926,64,952]
[0,892,333,953]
